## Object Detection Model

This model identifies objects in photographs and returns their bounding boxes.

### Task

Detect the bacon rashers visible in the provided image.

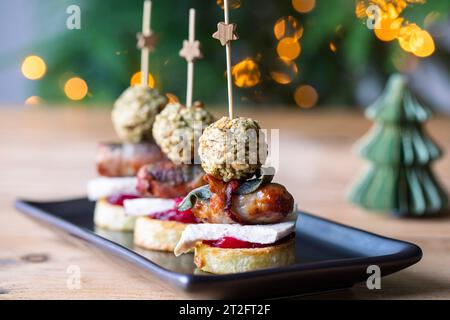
[173,116,297,273]
[89,139,209,238]
[88,142,167,232]
[192,175,294,225]
[89,140,208,229]
[97,143,207,252]
[96,142,166,177]
[137,161,205,199]
[174,173,297,273]
[89,142,167,202]
[121,161,207,252]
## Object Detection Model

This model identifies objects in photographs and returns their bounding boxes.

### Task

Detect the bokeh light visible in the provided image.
[400,25,435,58]
[24,96,42,106]
[294,85,318,108]
[355,0,435,58]
[270,58,299,85]
[292,0,316,13]
[274,16,303,40]
[130,71,155,88]
[398,23,420,52]
[216,0,241,10]
[374,17,402,42]
[21,55,46,80]
[64,77,88,101]
[329,42,337,52]
[355,0,368,19]
[277,37,301,60]
[232,58,261,88]
[410,29,435,57]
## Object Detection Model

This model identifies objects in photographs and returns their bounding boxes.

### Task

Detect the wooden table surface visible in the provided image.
[1,106,449,300]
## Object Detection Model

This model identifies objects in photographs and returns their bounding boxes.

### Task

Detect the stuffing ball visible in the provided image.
[152,101,215,164]
[112,85,167,143]
[199,116,268,182]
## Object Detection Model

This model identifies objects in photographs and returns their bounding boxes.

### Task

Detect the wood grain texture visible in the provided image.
[1,107,449,300]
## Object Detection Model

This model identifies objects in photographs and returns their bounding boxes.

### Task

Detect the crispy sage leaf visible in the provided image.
[235,167,275,195]
[177,185,212,211]
[178,167,276,210]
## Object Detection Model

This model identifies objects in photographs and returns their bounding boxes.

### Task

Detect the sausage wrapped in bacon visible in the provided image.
[137,160,206,199]
[190,175,294,225]
[96,142,166,177]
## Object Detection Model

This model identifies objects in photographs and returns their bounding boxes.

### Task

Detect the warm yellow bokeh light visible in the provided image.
[294,85,318,108]
[355,0,368,19]
[355,0,434,59]
[374,17,402,42]
[24,96,42,106]
[329,42,337,52]
[292,0,316,13]
[216,0,241,10]
[166,93,179,104]
[277,37,301,60]
[64,77,88,101]
[21,55,46,80]
[386,3,401,19]
[270,58,299,85]
[274,16,303,40]
[410,30,435,57]
[356,0,408,19]
[130,71,155,88]
[392,0,408,17]
[232,58,261,88]
[398,23,420,53]
[398,24,435,57]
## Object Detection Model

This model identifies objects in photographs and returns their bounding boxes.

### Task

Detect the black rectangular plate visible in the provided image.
[15,198,422,299]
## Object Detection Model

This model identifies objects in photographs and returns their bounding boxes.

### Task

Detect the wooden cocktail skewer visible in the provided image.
[179,9,203,108]
[212,0,239,119]
[137,0,157,87]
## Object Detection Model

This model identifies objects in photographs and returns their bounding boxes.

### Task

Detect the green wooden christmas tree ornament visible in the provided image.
[349,73,448,217]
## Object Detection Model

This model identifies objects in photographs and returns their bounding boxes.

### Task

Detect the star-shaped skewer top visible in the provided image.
[136,32,158,51]
[212,22,239,46]
[179,40,203,62]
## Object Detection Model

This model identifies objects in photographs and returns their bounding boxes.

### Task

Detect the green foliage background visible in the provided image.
[26,0,450,107]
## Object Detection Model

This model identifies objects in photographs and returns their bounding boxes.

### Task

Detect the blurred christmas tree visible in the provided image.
[349,74,448,216]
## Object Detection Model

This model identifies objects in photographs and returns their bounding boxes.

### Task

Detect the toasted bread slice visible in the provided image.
[93,198,136,231]
[194,239,295,274]
[134,216,189,252]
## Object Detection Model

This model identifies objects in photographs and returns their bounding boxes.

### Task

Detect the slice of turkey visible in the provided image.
[174,217,296,256]
[87,177,138,201]
[123,198,176,217]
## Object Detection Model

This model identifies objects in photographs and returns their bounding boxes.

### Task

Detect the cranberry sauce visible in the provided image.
[107,194,140,206]
[148,198,200,224]
[203,233,295,249]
